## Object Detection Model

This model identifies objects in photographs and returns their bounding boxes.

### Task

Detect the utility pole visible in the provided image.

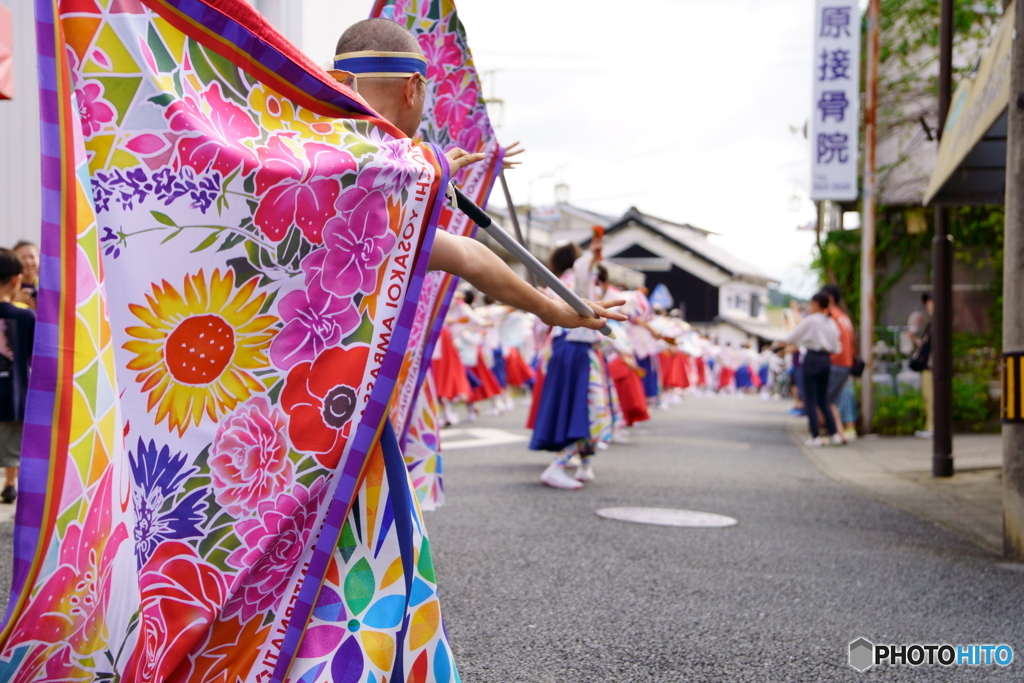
[1002,0,1024,559]
[933,0,955,477]
[860,0,879,434]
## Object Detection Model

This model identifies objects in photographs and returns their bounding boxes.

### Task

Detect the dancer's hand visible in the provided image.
[502,141,524,170]
[446,147,486,173]
[542,298,626,331]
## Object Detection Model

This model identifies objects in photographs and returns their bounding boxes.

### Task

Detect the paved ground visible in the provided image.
[0,397,1020,681]
[428,396,1024,682]
[796,426,1003,553]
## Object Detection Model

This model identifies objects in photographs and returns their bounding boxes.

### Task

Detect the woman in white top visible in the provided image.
[786,292,842,446]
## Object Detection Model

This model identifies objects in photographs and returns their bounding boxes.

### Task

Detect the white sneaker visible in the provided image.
[566,454,582,467]
[466,408,478,423]
[844,428,858,441]
[914,430,933,439]
[596,441,609,451]
[830,433,847,446]
[575,461,595,482]
[444,404,460,427]
[804,437,824,448]
[541,462,583,489]
[504,396,516,412]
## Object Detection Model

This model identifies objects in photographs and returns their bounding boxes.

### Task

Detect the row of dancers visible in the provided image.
[427,234,793,490]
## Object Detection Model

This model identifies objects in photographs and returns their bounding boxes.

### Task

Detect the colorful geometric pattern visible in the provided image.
[374,0,504,511]
[0,1,454,682]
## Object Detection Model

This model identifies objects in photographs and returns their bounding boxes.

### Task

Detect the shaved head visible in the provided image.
[335,18,421,56]
[333,19,426,137]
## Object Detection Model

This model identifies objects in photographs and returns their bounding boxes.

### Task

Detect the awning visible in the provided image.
[924,0,1014,206]
[716,313,788,343]
[0,3,11,100]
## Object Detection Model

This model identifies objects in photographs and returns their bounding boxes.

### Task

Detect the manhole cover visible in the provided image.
[595,507,737,528]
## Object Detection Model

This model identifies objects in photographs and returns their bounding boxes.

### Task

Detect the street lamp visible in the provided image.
[555,182,570,204]
[527,170,556,254]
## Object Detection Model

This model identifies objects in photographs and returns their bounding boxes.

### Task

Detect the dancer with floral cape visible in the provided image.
[0,4,622,683]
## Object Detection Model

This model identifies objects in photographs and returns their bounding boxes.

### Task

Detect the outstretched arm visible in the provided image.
[428,231,625,331]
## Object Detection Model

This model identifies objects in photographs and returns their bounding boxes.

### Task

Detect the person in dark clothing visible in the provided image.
[785,291,841,447]
[0,249,36,503]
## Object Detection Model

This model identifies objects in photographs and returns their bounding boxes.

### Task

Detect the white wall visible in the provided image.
[0,0,41,248]
[250,0,304,48]
[719,281,770,322]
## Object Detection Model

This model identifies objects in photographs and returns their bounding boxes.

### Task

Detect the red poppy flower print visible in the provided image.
[281,345,371,467]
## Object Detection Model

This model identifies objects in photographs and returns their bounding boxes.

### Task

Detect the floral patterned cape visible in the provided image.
[376,0,504,511]
[0,1,463,682]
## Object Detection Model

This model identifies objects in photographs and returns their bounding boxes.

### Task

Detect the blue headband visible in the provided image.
[332,51,428,79]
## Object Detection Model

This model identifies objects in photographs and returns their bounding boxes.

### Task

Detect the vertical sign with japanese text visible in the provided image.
[811,1,860,200]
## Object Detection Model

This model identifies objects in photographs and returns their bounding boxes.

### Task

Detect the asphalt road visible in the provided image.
[429,396,1024,682]
[1,397,1021,682]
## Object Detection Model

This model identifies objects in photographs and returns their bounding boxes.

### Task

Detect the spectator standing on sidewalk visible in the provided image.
[12,242,39,310]
[785,291,842,447]
[822,284,856,443]
[0,249,36,503]
[909,293,934,438]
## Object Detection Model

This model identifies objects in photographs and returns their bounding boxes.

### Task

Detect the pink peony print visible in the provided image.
[270,249,361,370]
[418,33,462,82]
[209,397,294,516]
[75,81,116,137]
[319,169,397,299]
[253,136,356,244]
[166,82,260,178]
[434,70,478,137]
[224,478,328,621]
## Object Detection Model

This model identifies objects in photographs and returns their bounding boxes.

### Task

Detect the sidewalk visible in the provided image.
[787,418,1003,554]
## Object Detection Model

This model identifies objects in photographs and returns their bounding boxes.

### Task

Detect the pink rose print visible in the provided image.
[75,81,116,137]
[434,70,479,137]
[224,478,328,621]
[253,136,356,244]
[166,81,260,178]
[210,397,294,516]
[270,249,361,370]
[319,169,397,299]
[418,33,462,82]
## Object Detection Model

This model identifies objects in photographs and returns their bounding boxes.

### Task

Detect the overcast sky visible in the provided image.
[303,0,823,296]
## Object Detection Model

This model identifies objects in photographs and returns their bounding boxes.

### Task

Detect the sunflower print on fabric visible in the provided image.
[124,269,277,435]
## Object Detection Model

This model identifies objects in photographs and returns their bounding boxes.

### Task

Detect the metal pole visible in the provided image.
[860,0,879,434]
[499,171,535,286]
[933,0,955,477]
[452,186,613,337]
[1003,0,1024,559]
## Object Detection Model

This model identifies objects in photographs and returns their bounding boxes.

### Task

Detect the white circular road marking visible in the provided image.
[595,507,738,528]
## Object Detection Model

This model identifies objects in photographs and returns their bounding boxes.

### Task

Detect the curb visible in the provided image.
[786,419,1001,555]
